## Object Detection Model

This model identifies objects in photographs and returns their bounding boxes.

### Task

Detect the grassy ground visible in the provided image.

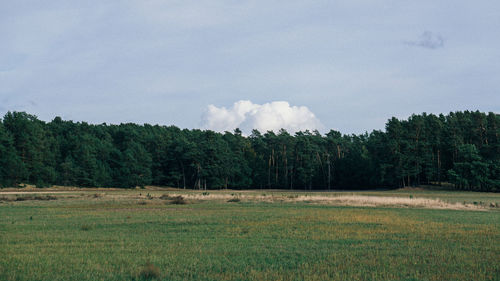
[0,188,499,281]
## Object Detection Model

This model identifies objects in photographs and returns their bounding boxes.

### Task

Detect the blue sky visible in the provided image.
[1,0,499,134]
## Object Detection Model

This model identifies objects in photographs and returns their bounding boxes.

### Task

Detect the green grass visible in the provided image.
[0,190,499,281]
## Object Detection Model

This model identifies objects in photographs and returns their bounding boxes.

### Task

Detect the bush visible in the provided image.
[34,195,57,201]
[159,194,171,200]
[80,224,91,231]
[138,262,160,280]
[10,195,56,201]
[227,198,241,203]
[170,196,186,205]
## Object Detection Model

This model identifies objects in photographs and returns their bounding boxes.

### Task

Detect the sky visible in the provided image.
[1,0,499,134]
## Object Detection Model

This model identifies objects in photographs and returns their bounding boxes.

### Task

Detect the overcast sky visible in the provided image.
[1,1,499,134]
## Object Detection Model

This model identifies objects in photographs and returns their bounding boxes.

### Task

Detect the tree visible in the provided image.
[2,112,56,186]
[0,122,23,186]
[448,144,488,190]
[0,110,498,191]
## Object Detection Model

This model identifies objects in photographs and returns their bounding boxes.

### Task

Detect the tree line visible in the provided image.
[0,111,498,191]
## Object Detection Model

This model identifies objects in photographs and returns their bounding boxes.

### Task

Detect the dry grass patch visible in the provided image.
[291,195,485,210]
[164,193,487,210]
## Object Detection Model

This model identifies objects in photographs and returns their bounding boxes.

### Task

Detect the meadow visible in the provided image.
[0,188,499,281]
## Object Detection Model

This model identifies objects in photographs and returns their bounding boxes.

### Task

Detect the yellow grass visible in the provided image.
[1,185,496,211]
[170,193,486,210]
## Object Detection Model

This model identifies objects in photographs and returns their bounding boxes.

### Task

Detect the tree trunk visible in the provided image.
[274,149,278,185]
[327,153,331,191]
[437,149,441,185]
[181,162,186,189]
[283,145,287,189]
[268,154,271,188]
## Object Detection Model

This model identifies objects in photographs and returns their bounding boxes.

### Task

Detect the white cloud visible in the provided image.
[202,100,323,134]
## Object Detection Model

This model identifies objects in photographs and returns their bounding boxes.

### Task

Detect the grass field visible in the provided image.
[1,188,499,281]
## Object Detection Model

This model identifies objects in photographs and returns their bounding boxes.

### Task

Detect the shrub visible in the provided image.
[0,196,13,202]
[34,195,57,201]
[227,198,241,203]
[159,194,171,200]
[170,196,186,205]
[138,263,160,280]
[138,201,148,205]
[202,192,210,196]
[10,195,57,201]
[80,224,91,231]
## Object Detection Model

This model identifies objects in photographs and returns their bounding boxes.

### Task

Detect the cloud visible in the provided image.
[202,100,323,134]
[405,31,444,49]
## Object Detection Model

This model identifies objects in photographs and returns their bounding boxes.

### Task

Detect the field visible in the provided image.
[1,188,499,281]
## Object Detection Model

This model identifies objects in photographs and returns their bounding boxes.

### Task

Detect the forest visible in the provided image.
[0,111,498,191]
